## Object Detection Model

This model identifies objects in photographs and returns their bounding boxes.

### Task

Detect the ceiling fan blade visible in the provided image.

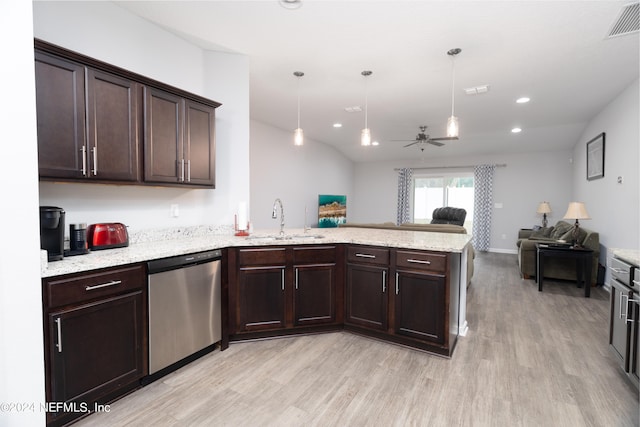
[427,140,445,147]
[430,136,459,142]
[403,141,420,148]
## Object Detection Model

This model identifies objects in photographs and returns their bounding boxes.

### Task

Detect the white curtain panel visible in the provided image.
[396,168,413,225]
[472,164,495,251]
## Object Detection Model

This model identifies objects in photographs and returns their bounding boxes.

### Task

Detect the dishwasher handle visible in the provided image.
[148,249,222,274]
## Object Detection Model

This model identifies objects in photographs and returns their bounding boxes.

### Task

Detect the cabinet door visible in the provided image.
[184,99,215,187]
[346,264,388,331]
[609,279,632,369]
[294,264,335,326]
[47,291,144,419]
[394,270,446,344]
[35,52,86,179]
[143,87,183,184]
[238,266,286,331]
[87,69,139,181]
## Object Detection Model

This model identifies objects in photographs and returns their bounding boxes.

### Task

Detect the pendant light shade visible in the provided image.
[293,71,304,146]
[446,48,461,138]
[361,70,372,146]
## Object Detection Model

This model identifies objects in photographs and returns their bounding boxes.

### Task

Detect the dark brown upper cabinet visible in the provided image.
[34,39,220,188]
[144,89,216,187]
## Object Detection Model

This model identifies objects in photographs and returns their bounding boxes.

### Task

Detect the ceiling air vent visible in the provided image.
[607,2,639,38]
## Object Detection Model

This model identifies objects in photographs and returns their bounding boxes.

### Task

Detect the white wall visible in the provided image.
[572,79,640,257]
[351,150,574,253]
[33,1,250,234]
[250,120,354,230]
[0,1,45,425]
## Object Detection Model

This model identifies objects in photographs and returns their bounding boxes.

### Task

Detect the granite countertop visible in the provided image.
[611,248,640,267]
[42,227,473,278]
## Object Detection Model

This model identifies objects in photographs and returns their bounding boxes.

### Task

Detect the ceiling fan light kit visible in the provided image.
[293,71,304,146]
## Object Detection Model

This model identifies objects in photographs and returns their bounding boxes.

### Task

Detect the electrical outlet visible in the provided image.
[170,204,179,218]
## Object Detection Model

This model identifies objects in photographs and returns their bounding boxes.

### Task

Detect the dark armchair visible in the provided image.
[431,207,467,226]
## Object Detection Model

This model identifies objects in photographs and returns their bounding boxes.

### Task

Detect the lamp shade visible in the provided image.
[536,202,551,214]
[563,202,590,220]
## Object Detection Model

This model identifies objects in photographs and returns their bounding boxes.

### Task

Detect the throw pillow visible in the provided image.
[530,227,554,238]
[550,221,573,239]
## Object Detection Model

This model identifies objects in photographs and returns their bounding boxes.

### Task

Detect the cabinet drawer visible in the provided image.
[294,246,336,264]
[396,250,447,273]
[347,246,389,266]
[45,264,145,309]
[238,247,286,266]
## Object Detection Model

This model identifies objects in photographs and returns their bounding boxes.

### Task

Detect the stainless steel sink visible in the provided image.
[246,234,324,241]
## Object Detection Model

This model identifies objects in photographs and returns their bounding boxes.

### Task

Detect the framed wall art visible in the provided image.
[318,194,346,228]
[586,132,605,181]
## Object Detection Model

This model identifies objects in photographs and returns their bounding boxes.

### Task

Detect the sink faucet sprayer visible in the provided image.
[272,198,285,236]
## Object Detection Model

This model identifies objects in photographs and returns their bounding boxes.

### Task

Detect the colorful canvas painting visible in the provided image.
[318,195,347,228]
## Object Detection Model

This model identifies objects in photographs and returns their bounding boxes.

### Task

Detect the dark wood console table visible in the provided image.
[536,243,594,297]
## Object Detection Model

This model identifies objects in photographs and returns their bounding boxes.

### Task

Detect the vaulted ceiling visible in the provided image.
[117,0,640,162]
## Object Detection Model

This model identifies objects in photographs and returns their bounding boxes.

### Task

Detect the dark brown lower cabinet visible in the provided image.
[394,269,446,344]
[43,265,146,427]
[229,245,342,339]
[345,263,388,331]
[238,266,286,331]
[294,264,335,326]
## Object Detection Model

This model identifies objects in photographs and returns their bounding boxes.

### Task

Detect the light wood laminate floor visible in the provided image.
[77,253,639,426]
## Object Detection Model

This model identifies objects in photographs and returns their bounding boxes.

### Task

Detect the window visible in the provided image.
[412,173,474,229]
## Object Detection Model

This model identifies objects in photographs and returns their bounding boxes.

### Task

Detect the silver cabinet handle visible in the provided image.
[295,268,299,290]
[407,258,431,265]
[91,146,98,175]
[187,159,191,182]
[181,158,185,182]
[395,272,399,295]
[281,268,285,291]
[55,318,63,353]
[81,146,87,176]
[355,253,376,259]
[382,270,386,293]
[85,280,121,291]
[621,293,629,320]
[633,279,640,286]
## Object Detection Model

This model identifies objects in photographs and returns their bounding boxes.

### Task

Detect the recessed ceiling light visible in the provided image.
[511,127,522,133]
[333,123,342,128]
[516,97,530,104]
[372,141,379,146]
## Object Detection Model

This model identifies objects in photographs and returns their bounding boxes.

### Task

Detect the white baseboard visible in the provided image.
[488,248,518,254]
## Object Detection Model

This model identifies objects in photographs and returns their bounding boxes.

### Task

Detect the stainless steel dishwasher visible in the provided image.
[147,249,222,378]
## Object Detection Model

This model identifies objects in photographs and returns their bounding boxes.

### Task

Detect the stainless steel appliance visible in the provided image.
[147,250,222,380]
[609,257,639,389]
[39,206,65,261]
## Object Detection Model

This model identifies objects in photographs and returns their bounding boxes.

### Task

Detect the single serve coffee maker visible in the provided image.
[40,206,65,261]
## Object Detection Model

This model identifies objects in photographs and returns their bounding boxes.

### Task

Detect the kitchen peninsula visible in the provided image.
[41,226,471,427]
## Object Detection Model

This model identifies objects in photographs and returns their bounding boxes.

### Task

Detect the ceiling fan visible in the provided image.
[393,126,458,150]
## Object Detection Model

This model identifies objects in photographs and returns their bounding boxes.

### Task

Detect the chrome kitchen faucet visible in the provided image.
[272,198,285,236]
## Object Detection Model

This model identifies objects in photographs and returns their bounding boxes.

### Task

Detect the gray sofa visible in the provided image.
[339,222,475,287]
[516,220,600,285]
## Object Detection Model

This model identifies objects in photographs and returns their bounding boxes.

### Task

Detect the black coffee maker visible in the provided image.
[40,206,65,261]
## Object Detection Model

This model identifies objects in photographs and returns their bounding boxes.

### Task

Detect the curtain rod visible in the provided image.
[394,163,507,171]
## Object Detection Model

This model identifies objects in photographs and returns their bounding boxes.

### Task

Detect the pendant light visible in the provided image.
[361,70,372,146]
[446,48,461,138]
[293,71,304,146]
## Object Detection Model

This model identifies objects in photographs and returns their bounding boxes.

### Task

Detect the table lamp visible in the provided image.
[563,202,590,248]
[536,202,551,228]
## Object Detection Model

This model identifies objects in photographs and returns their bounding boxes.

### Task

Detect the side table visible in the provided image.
[536,243,594,297]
